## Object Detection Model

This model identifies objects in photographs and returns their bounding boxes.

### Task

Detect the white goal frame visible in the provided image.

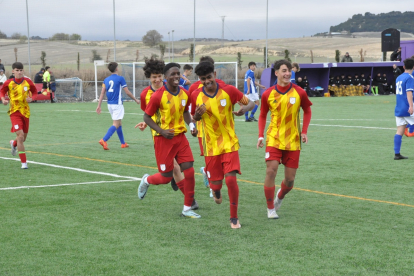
[94,61,238,101]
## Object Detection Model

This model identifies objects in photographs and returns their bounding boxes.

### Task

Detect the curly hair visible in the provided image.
[199,56,214,65]
[143,58,165,78]
[194,62,214,77]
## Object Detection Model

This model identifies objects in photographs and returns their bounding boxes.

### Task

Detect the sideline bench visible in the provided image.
[0,83,55,102]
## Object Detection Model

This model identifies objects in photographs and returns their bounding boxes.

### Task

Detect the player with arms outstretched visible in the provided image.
[393,58,414,160]
[192,61,254,228]
[257,60,312,219]
[137,63,200,218]
[0,62,37,169]
[96,62,140,150]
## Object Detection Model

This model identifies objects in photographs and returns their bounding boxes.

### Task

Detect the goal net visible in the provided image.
[94,61,237,101]
[55,77,83,101]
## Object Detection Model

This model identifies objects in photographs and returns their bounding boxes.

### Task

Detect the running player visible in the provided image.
[394,58,414,160]
[135,58,198,208]
[137,63,200,218]
[189,56,225,197]
[96,62,140,150]
[0,62,37,169]
[244,62,266,122]
[191,61,254,229]
[257,60,312,219]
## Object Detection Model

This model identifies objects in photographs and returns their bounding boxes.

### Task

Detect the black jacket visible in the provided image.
[34,72,43,83]
[393,67,402,79]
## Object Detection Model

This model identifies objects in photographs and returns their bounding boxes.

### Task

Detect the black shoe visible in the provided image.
[394,154,408,160]
[170,178,178,191]
[191,199,199,210]
[250,117,258,122]
[245,118,252,122]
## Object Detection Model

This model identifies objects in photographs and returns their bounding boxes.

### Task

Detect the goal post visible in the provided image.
[94,61,238,101]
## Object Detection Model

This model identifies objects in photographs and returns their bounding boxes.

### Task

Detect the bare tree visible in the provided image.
[14,48,18,62]
[135,50,139,62]
[142,30,163,47]
[106,49,111,63]
[310,50,314,63]
[40,51,46,68]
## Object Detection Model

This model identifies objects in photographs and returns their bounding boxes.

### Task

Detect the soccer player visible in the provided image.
[0,62,37,169]
[244,61,266,122]
[96,62,140,150]
[179,64,193,90]
[191,61,254,229]
[135,58,197,206]
[290,63,300,84]
[138,63,200,219]
[257,60,312,219]
[393,58,414,160]
[189,56,226,197]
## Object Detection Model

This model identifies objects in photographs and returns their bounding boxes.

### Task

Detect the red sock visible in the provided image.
[225,175,239,219]
[147,173,172,185]
[264,186,275,209]
[13,140,17,147]
[183,167,195,207]
[176,179,185,195]
[19,152,27,163]
[278,180,293,199]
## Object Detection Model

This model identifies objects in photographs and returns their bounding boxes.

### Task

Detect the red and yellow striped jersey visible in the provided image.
[260,83,312,151]
[145,85,190,136]
[0,77,36,118]
[191,84,249,156]
[140,85,157,137]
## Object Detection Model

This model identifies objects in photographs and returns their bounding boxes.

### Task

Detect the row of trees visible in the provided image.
[0,30,82,41]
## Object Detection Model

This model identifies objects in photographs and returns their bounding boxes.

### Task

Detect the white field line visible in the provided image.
[0,179,138,191]
[57,110,395,130]
[0,157,141,190]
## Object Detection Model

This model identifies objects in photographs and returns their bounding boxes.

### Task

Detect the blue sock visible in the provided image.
[245,112,249,120]
[117,126,125,144]
[394,134,402,154]
[103,125,117,142]
[409,124,414,133]
[250,105,259,117]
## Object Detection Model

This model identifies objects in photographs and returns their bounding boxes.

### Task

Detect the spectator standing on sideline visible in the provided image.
[0,69,7,85]
[49,71,56,102]
[244,61,266,122]
[34,68,45,83]
[393,64,402,80]
[393,58,414,160]
[179,64,193,90]
[257,59,312,219]
[0,59,5,73]
[391,47,402,62]
[40,66,51,94]
[341,52,353,62]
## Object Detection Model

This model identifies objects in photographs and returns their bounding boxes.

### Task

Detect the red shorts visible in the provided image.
[198,137,204,156]
[154,133,194,173]
[204,151,241,181]
[10,111,29,133]
[265,147,300,169]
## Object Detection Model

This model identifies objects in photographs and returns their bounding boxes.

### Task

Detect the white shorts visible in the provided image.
[247,93,259,102]
[395,116,414,127]
[108,104,125,120]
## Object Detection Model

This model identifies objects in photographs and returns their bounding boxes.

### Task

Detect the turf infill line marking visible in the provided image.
[0,156,140,180]
[0,179,138,191]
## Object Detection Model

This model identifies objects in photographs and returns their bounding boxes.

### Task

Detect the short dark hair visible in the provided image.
[45,66,50,71]
[248,61,256,68]
[273,59,292,71]
[12,62,23,69]
[404,58,414,70]
[195,62,214,77]
[107,62,118,73]
[292,62,300,71]
[199,56,214,65]
[164,62,180,75]
[143,57,165,78]
[183,64,193,71]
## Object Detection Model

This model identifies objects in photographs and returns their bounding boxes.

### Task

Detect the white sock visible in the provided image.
[183,205,191,212]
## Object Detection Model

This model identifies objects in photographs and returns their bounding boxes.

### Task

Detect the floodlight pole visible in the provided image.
[25,0,31,75]
[172,30,175,61]
[193,0,196,62]
[265,0,268,68]
[168,32,171,62]
[113,0,116,61]
[220,16,226,48]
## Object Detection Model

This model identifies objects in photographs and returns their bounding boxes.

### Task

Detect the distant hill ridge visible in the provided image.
[330,11,414,34]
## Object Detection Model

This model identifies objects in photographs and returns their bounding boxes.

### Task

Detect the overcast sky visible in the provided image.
[1,0,413,41]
